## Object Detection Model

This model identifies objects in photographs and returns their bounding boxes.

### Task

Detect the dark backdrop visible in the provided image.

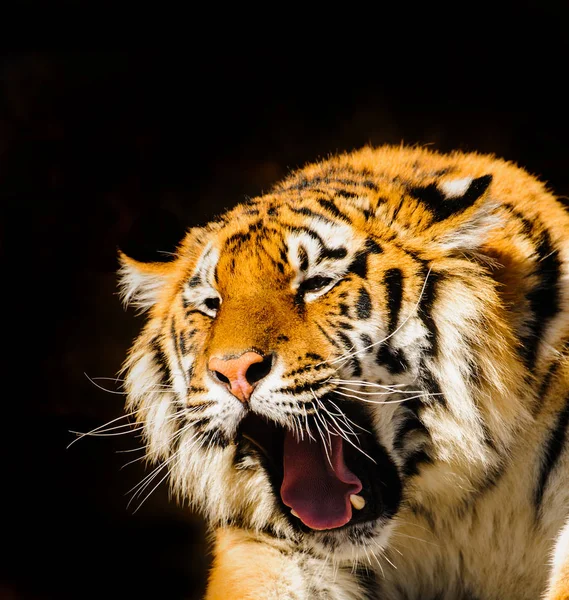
[4,32,569,600]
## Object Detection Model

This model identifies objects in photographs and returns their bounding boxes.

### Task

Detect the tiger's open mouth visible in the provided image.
[236,400,402,532]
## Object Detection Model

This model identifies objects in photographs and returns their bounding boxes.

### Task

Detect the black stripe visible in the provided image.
[317,198,350,221]
[353,568,379,600]
[461,175,493,203]
[286,363,328,377]
[535,358,564,414]
[403,448,433,477]
[395,399,428,448]
[390,196,405,222]
[224,230,251,247]
[501,206,562,370]
[289,206,331,222]
[410,175,492,222]
[276,378,332,395]
[334,189,361,199]
[298,245,309,271]
[186,386,207,395]
[535,393,569,509]
[316,322,340,348]
[535,341,569,415]
[418,269,441,357]
[167,416,185,458]
[288,226,347,264]
[347,250,368,278]
[337,331,355,352]
[178,331,187,355]
[200,428,231,449]
[407,502,436,530]
[337,332,362,376]
[360,333,373,352]
[420,367,447,408]
[505,205,534,236]
[355,286,372,320]
[319,246,348,261]
[349,358,362,377]
[170,319,187,383]
[522,230,562,370]
[376,345,409,374]
[364,238,383,254]
[384,268,403,334]
[150,337,171,381]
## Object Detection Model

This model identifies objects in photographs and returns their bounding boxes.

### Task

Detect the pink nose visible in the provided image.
[208,351,272,403]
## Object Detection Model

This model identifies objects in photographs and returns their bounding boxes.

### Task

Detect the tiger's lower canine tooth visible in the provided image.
[291,509,300,518]
[350,494,365,510]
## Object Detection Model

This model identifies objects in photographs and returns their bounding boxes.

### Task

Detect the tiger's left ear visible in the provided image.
[117,251,172,312]
[417,174,503,253]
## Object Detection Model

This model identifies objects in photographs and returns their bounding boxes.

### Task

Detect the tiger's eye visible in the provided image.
[299,276,333,293]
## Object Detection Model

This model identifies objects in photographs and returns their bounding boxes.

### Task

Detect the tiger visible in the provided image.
[118,145,569,600]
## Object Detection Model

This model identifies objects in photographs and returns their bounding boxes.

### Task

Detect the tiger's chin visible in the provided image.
[235,401,402,544]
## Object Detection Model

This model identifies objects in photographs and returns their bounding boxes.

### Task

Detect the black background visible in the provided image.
[4,23,569,600]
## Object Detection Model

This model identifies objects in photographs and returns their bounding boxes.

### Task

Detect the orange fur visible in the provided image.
[205,529,303,600]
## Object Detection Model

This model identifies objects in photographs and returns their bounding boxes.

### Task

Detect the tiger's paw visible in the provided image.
[204,528,306,600]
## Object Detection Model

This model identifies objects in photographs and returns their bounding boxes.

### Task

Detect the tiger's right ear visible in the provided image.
[117,251,172,312]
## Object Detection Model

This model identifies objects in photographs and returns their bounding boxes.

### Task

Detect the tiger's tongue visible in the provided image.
[280,431,362,530]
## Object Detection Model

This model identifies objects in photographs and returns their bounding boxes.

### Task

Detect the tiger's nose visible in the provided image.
[208,351,273,403]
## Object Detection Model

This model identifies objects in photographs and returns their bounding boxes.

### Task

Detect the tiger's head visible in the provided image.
[119,147,530,560]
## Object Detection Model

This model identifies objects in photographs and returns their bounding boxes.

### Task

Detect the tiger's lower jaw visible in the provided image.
[236,407,403,538]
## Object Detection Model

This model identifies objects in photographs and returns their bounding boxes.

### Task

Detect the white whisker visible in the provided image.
[68,426,142,438]
[67,410,140,448]
[330,379,408,388]
[312,413,334,469]
[335,386,428,396]
[333,390,428,405]
[326,397,371,435]
[116,446,147,454]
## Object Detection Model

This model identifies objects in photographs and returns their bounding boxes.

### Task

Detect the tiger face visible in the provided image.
[122,210,408,552]
[119,145,558,565]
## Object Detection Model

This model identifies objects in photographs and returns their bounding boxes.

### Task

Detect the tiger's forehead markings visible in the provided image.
[286,223,355,281]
